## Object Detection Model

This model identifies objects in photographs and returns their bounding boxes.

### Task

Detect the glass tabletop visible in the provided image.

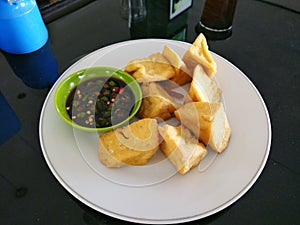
[0,0,299,224]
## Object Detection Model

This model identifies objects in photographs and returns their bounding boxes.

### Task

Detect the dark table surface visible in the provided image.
[1,0,299,224]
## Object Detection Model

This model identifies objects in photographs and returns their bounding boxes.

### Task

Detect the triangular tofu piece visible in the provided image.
[183,33,217,77]
[137,82,180,120]
[159,124,207,174]
[162,45,192,85]
[98,118,160,167]
[174,102,231,153]
[186,65,221,103]
[125,52,176,82]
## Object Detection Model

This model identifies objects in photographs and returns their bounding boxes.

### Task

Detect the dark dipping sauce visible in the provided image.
[66,77,135,128]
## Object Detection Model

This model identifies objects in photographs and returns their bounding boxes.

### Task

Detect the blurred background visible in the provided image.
[38,0,299,24]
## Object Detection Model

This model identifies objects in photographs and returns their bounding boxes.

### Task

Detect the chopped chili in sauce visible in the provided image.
[66,77,135,128]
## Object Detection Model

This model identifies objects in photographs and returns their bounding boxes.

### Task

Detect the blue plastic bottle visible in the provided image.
[0,0,48,54]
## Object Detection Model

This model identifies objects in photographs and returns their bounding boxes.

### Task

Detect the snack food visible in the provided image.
[174,102,231,153]
[162,45,192,85]
[183,33,217,77]
[159,124,207,174]
[137,82,180,120]
[98,118,159,167]
[186,64,221,103]
[98,33,232,174]
[125,52,176,82]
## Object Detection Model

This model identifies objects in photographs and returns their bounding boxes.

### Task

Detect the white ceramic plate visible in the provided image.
[39,39,271,224]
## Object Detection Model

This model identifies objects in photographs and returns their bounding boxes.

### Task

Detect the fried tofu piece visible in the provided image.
[186,65,221,103]
[137,82,180,120]
[174,102,231,153]
[158,124,207,174]
[98,118,160,167]
[125,52,176,82]
[162,45,192,85]
[183,33,217,78]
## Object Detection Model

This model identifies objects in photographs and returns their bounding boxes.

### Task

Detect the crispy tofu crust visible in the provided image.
[137,82,180,120]
[174,102,231,153]
[125,52,176,82]
[159,124,207,174]
[98,118,160,167]
[162,45,192,85]
[183,33,217,78]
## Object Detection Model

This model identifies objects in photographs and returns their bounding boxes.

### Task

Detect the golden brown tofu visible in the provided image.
[174,102,231,153]
[183,33,217,78]
[159,124,207,174]
[125,52,176,82]
[98,118,160,167]
[137,82,180,120]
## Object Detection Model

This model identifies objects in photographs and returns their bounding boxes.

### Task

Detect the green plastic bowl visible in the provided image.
[54,66,142,132]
